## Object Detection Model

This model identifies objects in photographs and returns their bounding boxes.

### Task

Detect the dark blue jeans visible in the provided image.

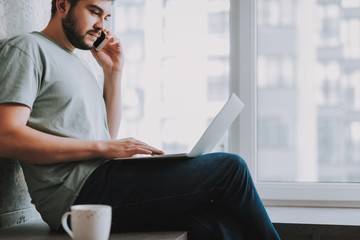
[75,153,280,240]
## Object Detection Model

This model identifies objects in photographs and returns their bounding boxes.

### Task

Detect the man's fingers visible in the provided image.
[125,138,163,156]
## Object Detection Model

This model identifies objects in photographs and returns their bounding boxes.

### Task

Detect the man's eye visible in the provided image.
[91,10,100,15]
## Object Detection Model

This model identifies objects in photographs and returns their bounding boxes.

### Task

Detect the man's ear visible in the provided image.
[56,0,68,16]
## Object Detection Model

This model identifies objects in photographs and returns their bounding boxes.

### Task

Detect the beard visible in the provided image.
[62,8,99,50]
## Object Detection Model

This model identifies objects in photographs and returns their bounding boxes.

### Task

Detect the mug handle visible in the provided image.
[61,212,74,239]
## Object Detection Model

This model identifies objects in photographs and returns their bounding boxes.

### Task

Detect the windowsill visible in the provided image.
[266,206,360,226]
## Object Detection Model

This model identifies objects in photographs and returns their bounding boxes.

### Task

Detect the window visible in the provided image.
[111,0,360,206]
[113,0,230,154]
[256,0,360,183]
[234,0,360,206]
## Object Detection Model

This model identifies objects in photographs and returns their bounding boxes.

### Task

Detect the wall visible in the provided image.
[0,0,51,228]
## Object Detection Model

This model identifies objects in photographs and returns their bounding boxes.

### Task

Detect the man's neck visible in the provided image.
[41,18,75,52]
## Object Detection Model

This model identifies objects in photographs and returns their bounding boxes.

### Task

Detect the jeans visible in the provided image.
[74,153,280,240]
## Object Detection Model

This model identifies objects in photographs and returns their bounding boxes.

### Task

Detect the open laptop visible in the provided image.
[116,93,244,160]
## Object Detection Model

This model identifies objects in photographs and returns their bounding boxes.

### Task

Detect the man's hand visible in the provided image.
[91,29,124,73]
[100,138,164,160]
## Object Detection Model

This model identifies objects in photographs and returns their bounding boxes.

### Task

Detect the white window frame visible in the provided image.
[229,0,360,208]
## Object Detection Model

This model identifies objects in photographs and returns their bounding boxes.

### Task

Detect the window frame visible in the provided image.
[229,0,360,207]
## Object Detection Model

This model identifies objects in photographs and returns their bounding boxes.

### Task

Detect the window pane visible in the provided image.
[257,0,360,183]
[113,0,230,154]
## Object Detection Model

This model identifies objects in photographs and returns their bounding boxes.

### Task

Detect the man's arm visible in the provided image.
[91,30,124,139]
[0,104,163,164]
[103,70,122,139]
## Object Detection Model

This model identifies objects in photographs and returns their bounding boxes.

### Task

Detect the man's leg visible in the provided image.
[75,153,280,239]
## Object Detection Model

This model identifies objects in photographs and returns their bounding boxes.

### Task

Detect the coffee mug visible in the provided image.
[61,204,112,240]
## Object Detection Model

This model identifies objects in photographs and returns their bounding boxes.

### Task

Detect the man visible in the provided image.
[0,0,280,239]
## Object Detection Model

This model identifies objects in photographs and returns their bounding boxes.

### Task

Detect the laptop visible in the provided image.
[116,93,244,160]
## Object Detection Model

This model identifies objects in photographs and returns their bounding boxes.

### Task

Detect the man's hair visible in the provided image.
[51,0,79,18]
[51,0,114,18]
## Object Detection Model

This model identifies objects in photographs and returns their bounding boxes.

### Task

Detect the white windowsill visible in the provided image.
[266,206,360,226]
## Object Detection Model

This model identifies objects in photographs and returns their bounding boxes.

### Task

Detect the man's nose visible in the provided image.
[94,18,106,31]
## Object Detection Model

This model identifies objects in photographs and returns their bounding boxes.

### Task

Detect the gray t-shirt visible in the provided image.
[0,32,111,230]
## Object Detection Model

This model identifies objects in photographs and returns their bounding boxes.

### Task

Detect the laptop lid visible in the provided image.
[187,93,244,157]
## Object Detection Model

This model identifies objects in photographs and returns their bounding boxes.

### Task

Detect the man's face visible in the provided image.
[62,0,112,50]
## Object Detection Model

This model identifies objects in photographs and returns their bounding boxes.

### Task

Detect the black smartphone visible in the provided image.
[93,31,109,51]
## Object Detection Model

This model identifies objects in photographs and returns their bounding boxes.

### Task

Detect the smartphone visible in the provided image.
[93,31,109,51]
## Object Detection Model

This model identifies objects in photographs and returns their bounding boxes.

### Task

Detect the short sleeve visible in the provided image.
[0,43,40,109]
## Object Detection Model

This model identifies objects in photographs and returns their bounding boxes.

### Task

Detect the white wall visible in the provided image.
[0,0,51,39]
[0,0,51,228]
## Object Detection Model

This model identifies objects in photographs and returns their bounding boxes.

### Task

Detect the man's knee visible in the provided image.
[211,152,248,172]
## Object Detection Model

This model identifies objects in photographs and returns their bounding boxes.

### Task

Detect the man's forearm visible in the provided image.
[0,125,106,164]
[103,70,122,139]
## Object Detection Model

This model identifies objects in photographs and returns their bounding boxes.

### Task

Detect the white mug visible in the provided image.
[61,204,112,240]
